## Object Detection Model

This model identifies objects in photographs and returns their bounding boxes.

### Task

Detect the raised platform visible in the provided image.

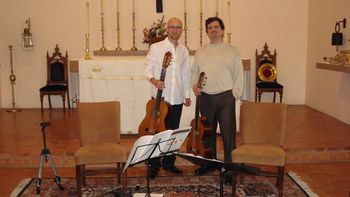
[0,106,349,167]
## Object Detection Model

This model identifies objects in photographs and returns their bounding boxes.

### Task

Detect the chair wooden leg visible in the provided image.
[62,94,66,112]
[279,91,283,103]
[40,95,44,112]
[76,165,82,197]
[117,163,121,184]
[258,93,262,102]
[82,164,86,187]
[48,96,52,109]
[277,166,284,197]
[123,169,128,191]
[67,91,71,108]
[273,92,276,103]
[255,89,257,102]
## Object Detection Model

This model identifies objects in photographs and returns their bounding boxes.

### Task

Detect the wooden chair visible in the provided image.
[74,101,128,197]
[255,43,283,103]
[39,44,70,112]
[231,101,288,197]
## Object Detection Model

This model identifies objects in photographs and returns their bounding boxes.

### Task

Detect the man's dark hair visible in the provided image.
[205,17,225,32]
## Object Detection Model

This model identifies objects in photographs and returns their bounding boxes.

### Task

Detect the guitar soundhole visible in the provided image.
[145,128,156,134]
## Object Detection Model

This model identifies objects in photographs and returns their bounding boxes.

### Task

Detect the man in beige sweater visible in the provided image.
[191,17,243,182]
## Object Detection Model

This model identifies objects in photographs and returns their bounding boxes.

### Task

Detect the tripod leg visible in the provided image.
[46,153,64,191]
[36,155,45,194]
[219,167,225,197]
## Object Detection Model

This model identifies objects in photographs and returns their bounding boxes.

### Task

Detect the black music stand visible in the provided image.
[123,127,191,197]
[177,153,260,197]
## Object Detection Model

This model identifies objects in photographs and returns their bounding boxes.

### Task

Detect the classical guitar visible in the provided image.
[186,72,212,158]
[138,51,172,136]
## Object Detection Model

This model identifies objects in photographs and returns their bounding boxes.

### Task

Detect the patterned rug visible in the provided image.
[11,173,309,197]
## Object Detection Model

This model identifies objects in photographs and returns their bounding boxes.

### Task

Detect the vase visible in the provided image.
[149,36,167,46]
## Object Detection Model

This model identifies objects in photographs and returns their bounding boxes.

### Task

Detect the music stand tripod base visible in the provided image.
[36,122,64,194]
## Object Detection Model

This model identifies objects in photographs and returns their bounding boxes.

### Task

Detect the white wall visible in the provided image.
[0,0,308,109]
[306,0,350,124]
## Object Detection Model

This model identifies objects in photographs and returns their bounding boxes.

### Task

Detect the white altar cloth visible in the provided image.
[79,56,247,134]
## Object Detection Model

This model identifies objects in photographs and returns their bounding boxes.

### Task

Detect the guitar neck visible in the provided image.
[194,96,200,130]
[153,67,167,117]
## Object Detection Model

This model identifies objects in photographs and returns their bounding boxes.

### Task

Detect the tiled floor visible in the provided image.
[0,105,349,196]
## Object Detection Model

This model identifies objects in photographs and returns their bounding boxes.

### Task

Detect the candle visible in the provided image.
[227,0,231,33]
[216,0,219,14]
[184,0,187,12]
[116,0,119,12]
[132,0,135,12]
[200,0,203,13]
[86,2,90,34]
[100,0,104,14]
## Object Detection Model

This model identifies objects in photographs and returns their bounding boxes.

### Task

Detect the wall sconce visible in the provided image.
[331,18,346,51]
[22,18,33,48]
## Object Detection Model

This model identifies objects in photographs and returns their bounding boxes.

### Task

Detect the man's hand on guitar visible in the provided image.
[184,98,191,106]
[192,86,202,96]
[151,78,165,90]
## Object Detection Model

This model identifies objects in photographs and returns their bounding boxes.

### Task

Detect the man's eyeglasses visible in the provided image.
[168,26,182,29]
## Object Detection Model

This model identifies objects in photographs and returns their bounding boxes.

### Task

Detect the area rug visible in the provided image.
[11,173,309,197]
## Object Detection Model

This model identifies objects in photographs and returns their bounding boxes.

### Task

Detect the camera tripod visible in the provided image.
[36,122,64,194]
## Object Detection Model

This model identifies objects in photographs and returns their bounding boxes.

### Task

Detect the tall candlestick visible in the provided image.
[116,0,122,50]
[100,0,106,51]
[86,2,90,34]
[227,0,231,33]
[184,0,188,47]
[7,45,21,112]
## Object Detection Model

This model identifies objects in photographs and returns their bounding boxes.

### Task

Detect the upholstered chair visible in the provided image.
[231,101,287,197]
[74,101,128,197]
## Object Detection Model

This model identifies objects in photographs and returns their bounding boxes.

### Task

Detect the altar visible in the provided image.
[70,57,250,134]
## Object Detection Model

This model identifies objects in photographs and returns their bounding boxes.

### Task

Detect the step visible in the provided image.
[1,147,350,168]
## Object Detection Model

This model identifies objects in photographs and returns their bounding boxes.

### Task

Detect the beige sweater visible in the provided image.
[192,42,244,99]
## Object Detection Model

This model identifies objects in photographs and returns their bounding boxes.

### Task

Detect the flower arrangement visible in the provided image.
[143,16,167,44]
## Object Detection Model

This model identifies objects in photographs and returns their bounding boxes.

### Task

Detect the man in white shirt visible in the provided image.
[144,17,191,179]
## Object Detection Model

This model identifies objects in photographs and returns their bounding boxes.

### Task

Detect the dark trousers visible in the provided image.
[149,104,183,170]
[200,90,236,162]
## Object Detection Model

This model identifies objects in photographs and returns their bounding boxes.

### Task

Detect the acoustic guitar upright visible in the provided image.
[138,51,172,136]
[186,72,212,158]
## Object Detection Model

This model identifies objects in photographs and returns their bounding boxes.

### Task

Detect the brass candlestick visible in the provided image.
[115,11,122,51]
[6,45,21,112]
[227,33,232,44]
[131,12,137,51]
[184,12,188,48]
[100,11,107,51]
[199,12,203,46]
[84,34,91,59]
